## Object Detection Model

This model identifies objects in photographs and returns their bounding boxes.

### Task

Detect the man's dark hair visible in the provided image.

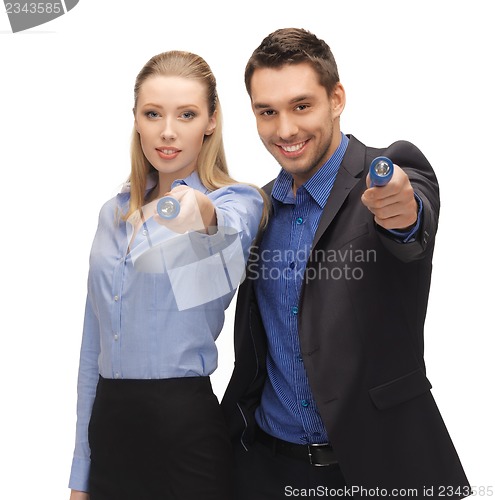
[245,28,340,96]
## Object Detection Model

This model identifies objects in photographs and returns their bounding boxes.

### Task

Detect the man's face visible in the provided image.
[250,62,345,189]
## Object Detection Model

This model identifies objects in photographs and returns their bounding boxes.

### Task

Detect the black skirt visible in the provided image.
[88,375,234,500]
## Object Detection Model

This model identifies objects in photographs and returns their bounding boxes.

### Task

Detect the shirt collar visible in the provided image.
[271,169,295,205]
[270,132,349,209]
[304,132,348,208]
[170,170,209,194]
[119,169,209,195]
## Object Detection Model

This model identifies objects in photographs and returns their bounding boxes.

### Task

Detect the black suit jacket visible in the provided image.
[221,135,470,497]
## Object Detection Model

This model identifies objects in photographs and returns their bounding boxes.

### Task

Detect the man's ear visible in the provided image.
[331,83,346,118]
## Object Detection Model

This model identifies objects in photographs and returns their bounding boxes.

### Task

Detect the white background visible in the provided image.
[1,0,494,497]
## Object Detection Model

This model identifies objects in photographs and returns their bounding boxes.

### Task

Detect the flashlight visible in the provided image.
[157,196,180,219]
[369,156,394,187]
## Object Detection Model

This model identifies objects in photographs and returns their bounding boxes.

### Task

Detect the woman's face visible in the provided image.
[134,75,216,183]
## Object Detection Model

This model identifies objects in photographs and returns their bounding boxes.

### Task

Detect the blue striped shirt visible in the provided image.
[254,133,423,445]
[254,133,349,444]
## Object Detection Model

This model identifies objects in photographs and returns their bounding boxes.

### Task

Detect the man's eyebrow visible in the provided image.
[289,94,313,104]
[252,95,313,110]
[253,102,272,110]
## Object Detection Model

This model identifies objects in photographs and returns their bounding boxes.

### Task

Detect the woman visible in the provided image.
[68,50,266,500]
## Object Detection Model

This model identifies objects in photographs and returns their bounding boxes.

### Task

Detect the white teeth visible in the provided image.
[281,142,305,152]
[160,149,176,155]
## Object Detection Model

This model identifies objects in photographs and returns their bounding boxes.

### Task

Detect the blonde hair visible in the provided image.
[125,50,269,227]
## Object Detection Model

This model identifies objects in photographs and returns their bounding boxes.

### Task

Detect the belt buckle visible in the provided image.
[308,443,330,467]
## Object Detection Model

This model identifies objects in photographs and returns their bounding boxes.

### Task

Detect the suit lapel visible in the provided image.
[312,135,366,249]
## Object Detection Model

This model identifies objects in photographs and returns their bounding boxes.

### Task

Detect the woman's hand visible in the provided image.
[69,490,89,500]
[154,185,217,233]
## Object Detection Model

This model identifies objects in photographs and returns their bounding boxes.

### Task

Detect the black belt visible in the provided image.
[256,428,338,467]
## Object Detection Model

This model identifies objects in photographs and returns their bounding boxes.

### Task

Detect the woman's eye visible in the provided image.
[181,111,196,119]
[145,111,160,118]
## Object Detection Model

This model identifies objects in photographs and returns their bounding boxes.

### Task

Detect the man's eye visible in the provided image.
[261,110,276,116]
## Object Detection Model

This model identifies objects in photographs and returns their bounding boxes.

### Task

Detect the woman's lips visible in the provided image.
[156,147,181,160]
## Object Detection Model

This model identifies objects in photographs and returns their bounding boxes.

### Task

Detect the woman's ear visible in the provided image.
[133,108,140,134]
[205,111,217,136]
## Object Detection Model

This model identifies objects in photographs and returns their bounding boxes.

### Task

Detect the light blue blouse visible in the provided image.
[69,171,263,492]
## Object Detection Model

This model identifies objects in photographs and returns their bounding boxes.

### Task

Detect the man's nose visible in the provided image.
[277,114,298,140]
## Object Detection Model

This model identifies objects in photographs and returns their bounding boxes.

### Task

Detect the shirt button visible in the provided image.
[115,372,120,379]
[291,306,299,315]
[296,217,303,225]
[114,295,119,301]
[142,229,148,236]
[301,399,309,408]
[113,334,119,341]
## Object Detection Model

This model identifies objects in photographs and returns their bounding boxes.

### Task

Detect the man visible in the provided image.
[221,28,470,499]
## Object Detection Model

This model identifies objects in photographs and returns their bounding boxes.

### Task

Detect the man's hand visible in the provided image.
[361,164,418,231]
